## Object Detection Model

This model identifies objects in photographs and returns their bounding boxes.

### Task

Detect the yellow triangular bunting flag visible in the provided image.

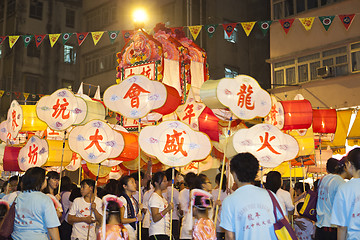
[23,93,30,100]
[0,90,4,98]
[91,32,104,46]
[49,34,60,47]
[9,36,20,48]
[241,22,256,36]
[299,17,315,31]
[188,25,202,40]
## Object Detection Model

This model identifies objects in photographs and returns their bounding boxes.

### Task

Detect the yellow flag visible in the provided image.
[241,22,256,36]
[49,34,60,47]
[9,36,20,48]
[23,93,30,100]
[91,32,104,46]
[188,25,202,40]
[0,90,4,98]
[299,17,315,31]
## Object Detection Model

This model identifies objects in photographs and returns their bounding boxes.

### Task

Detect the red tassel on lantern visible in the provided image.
[198,107,220,142]
[280,100,313,130]
[3,146,22,171]
[312,109,337,133]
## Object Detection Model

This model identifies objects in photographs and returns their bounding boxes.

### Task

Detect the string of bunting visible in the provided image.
[0,14,357,48]
[0,90,46,101]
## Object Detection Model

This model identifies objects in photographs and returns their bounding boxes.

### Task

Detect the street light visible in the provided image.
[133,8,148,29]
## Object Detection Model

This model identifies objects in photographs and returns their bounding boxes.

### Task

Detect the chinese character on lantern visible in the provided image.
[11,110,19,130]
[84,129,105,153]
[52,98,70,119]
[123,83,150,108]
[163,129,188,156]
[257,132,280,154]
[28,144,39,165]
[182,104,195,124]
[237,84,255,110]
[269,105,279,126]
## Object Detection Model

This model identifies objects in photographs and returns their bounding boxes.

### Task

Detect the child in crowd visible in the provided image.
[68,179,103,240]
[295,203,315,240]
[97,195,129,240]
[192,191,216,240]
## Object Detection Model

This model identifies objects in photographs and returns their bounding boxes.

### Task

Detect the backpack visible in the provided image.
[298,179,322,222]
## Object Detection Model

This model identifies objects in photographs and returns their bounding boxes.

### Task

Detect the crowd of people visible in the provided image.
[0,147,359,240]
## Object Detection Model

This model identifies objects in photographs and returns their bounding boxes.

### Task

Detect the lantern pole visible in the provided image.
[138,118,142,240]
[57,130,67,194]
[260,167,263,188]
[197,161,200,174]
[301,158,306,192]
[319,133,322,175]
[214,115,232,230]
[169,167,175,240]
[78,167,82,185]
[87,163,101,240]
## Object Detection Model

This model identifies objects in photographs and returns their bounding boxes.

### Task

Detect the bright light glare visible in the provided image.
[133,9,148,23]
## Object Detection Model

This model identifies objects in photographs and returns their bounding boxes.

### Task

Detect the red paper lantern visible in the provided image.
[110,131,139,162]
[281,100,313,130]
[312,109,337,133]
[198,107,220,142]
[152,84,181,115]
[3,146,22,171]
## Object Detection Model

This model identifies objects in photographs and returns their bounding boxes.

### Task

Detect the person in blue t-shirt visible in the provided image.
[220,152,282,240]
[331,148,360,240]
[11,167,60,240]
[316,157,351,240]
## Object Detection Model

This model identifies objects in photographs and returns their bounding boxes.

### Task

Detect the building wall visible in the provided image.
[269,0,360,109]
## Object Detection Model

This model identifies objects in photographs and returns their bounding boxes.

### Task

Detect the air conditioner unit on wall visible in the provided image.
[317,66,334,78]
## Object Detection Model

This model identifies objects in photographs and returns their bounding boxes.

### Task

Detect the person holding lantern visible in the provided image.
[118,175,143,240]
[148,171,174,240]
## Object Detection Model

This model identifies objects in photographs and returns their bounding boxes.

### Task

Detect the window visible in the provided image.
[64,45,76,64]
[25,75,39,94]
[272,44,353,88]
[224,27,237,43]
[225,67,239,78]
[66,9,75,28]
[7,0,15,17]
[85,48,117,77]
[322,46,347,76]
[351,42,360,72]
[29,0,43,20]
[86,3,117,31]
[27,42,40,58]
[273,0,339,19]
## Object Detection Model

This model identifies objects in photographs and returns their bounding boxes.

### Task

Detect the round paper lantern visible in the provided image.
[312,109,337,133]
[109,131,138,162]
[18,136,49,171]
[6,100,23,139]
[76,98,106,125]
[20,105,47,132]
[121,159,146,171]
[198,107,220,142]
[81,161,109,186]
[152,84,181,115]
[3,146,22,171]
[279,100,313,130]
[47,140,73,166]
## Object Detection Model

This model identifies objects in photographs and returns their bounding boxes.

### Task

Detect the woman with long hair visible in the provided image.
[148,171,174,240]
[118,175,143,240]
[43,171,63,218]
[11,167,61,240]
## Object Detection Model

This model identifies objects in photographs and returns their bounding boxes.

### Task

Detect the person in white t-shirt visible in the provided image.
[68,179,103,240]
[331,148,360,240]
[212,173,229,240]
[265,171,294,217]
[149,171,174,240]
[118,175,143,240]
[220,153,281,240]
[164,168,181,240]
[316,157,351,240]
